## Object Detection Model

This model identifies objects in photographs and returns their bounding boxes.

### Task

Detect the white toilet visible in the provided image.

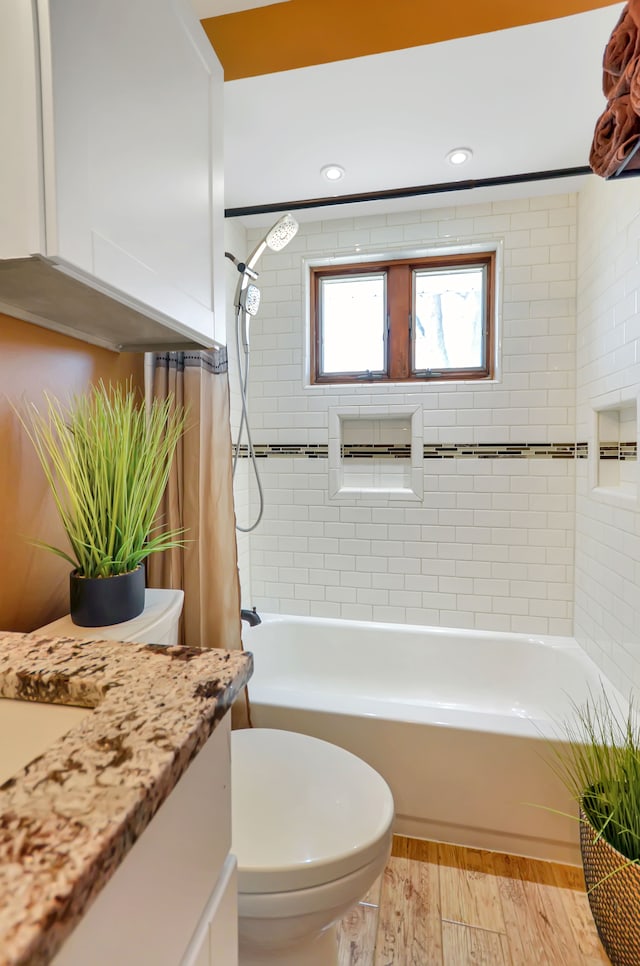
[38,592,395,966]
[231,727,394,966]
[36,588,185,646]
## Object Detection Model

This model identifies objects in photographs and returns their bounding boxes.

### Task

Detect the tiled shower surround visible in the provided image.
[230,194,579,637]
[575,175,640,694]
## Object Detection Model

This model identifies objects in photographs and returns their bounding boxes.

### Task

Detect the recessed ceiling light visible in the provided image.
[446,148,473,166]
[321,164,345,182]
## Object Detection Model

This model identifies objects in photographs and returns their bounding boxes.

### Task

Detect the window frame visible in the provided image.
[310,249,496,385]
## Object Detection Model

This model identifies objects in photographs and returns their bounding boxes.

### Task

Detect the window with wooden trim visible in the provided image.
[310,250,496,384]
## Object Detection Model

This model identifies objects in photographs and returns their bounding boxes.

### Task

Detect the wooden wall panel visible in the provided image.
[0,314,144,632]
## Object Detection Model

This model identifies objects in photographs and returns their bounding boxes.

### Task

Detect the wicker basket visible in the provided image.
[580,807,640,966]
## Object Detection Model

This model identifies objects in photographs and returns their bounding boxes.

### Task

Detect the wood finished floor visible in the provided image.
[336,836,610,966]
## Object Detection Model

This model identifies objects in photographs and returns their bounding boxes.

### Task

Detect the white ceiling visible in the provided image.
[195,3,623,225]
[191,0,283,16]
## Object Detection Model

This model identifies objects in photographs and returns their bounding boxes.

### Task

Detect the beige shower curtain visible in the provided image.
[147,349,251,727]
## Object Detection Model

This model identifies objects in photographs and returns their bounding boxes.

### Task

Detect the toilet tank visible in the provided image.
[36,589,184,646]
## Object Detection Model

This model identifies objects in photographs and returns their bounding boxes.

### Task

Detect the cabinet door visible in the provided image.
[208,857,238,966]
[52,716,232,966]
[181,856,238,966]
[39,0,224,347]
[0,1,43,260]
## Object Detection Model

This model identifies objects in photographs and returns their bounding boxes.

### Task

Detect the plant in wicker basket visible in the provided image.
[549,691,640,966]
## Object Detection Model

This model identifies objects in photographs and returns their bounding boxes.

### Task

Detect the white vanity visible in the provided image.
[0,632,251,966]
[52,715,236,966]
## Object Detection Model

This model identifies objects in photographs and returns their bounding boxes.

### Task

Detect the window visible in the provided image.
[310,250,496,384]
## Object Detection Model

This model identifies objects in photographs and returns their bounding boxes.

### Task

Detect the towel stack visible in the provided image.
[590,0,640,178]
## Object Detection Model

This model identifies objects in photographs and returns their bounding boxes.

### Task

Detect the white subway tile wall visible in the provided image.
[575,175,640,695]
[230,193,578,634]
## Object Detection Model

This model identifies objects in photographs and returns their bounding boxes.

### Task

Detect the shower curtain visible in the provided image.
[146,349,251,728]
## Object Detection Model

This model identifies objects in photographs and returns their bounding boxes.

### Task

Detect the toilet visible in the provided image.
[231,727,394,966]
[38,591,395,966]
[36,588,185,646]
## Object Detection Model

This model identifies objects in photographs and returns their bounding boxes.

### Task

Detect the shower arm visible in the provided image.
[245,239,269,273]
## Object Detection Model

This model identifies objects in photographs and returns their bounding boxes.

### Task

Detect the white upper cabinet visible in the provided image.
[0,0,225,351]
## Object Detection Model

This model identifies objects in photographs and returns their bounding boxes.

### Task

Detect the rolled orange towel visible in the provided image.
[629,54,640,113]
[607,51,640,100]
[603,5,638,97]
[590,94,640,178]
[629,0,640,27]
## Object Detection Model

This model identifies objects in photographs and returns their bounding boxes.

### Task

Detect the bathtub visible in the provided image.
[242,613,626,865]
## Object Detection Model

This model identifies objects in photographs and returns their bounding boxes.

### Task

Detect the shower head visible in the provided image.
[265,213,299,252]
[245,213,299,273]
[233,213,299,352]
[232,214,300,532]
[241,283,261,317]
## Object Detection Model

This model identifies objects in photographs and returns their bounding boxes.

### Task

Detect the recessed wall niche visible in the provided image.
[328,407,423,501]
[591,395,639,504]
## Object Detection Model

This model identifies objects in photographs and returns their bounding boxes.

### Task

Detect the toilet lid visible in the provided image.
[231,729,394,894]
[36,589,184,643]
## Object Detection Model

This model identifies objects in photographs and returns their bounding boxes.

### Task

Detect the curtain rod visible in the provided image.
[225,165,593,218]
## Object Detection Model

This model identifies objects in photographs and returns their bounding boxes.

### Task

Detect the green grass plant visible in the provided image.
[18,380,186,579]
[549,689,640,864]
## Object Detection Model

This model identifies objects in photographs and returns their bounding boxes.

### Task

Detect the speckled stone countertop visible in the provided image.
[0,631,253,966]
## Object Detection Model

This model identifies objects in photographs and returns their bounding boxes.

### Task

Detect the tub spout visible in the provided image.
[241,607,262,627]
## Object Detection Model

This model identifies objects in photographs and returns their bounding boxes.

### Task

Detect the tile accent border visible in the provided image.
[341,444,412,459]
[234,442,592,459]
[600,441,638,461]
[234,443,328,458]
[422,442,583,459]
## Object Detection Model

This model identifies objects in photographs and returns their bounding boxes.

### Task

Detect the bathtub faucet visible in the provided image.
[241,607,262,627]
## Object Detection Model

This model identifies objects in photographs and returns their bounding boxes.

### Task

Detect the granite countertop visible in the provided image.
[0,631,253,966]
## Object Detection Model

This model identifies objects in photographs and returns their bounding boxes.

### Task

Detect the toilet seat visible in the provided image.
[237,853,386,919]
[231,728,394,894]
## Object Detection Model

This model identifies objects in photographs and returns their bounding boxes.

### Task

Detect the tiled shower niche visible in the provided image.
[329,407,423,500]
[592,396,638,503]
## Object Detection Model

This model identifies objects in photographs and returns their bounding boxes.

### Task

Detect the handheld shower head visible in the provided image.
[241,283,261,317]
[239,284,261,352]
[231,215,299,533]
[265,213,299,252]
[245,213,299,273]
[232,212,299,350]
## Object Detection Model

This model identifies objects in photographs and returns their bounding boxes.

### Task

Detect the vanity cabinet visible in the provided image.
[182,856,238,966]
[52,713,237,966]
[0,0,225,351]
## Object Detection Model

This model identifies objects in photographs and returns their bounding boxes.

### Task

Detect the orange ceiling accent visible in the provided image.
[202,0,621,81]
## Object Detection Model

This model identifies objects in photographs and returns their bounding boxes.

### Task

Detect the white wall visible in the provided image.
[575,175,640,695]
[232,193,578,634]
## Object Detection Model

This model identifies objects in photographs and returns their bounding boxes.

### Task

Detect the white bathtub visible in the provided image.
[242,613,625,865]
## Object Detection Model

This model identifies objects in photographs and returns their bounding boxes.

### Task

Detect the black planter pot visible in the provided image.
[70,565,146,627]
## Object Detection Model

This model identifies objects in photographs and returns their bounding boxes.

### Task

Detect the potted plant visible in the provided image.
[18,380,186,627]
[548,690,640,966]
